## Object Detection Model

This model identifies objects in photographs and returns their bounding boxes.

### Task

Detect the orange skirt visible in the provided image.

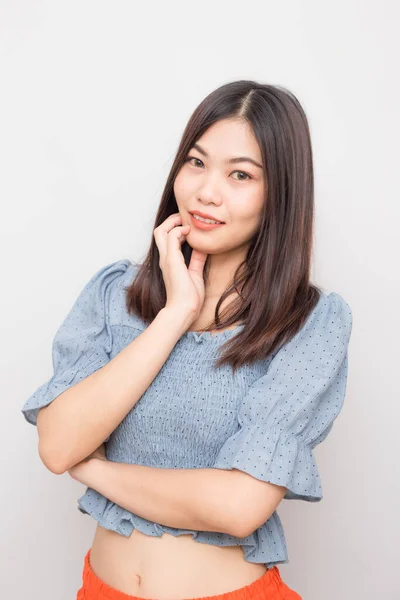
[76,548,302,600]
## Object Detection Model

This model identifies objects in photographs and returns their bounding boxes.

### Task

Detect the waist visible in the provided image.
[89,524,268,597]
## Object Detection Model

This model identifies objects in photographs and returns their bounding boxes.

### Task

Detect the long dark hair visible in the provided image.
[125,80,323,373]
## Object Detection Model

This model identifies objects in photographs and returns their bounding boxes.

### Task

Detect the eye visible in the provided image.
[185,156,204,168]
[231,171,252,181]
[184,156,253,181]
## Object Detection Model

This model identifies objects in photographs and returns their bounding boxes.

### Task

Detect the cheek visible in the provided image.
[233,199,264,237]
[238,198,264,225]
[173,170,193,199]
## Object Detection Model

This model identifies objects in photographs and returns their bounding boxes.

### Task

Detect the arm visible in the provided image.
[74,457,278,538]
[39,307,192,475]
[210,291,353,532]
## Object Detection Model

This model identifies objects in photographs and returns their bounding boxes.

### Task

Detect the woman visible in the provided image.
[22,80,353,600]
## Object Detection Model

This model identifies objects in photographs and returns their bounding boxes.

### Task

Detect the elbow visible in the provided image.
[229,501,279,539]
[226,473,287,538]
[211,471,257,538]
[229,515,256,539]
[37,407,67,474]
[228,496,274,539]
[38,440,67,475]
[230,508,269,538]
[219,502,255,539]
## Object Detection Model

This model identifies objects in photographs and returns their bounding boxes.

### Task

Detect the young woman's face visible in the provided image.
[173,118,266,257]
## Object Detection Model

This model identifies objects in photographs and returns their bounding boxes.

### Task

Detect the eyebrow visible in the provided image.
[191,143,263,169]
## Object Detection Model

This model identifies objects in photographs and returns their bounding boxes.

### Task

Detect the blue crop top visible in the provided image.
[21,258,353,569]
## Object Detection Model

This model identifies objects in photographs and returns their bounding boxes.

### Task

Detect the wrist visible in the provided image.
[157,307,195,336]
[84,457,108,487]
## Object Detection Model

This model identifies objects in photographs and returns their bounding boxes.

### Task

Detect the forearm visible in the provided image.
[40,308,192,474]
[84,459,240,536]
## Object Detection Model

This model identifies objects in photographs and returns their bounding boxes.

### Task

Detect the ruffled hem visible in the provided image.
[76,489,289,568]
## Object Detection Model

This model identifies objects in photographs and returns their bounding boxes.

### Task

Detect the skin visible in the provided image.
[68,120,285,597]
[174,117,266,303]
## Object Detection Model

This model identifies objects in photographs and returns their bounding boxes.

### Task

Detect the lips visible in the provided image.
[189,211,225,223]
[189,213,225,230]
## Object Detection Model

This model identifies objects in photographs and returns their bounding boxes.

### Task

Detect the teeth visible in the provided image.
[192,214,223,225]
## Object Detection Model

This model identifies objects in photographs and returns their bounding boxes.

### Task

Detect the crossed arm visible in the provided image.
[68,457,287,539]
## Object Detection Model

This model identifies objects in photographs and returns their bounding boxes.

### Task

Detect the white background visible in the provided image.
[1,1,399,598]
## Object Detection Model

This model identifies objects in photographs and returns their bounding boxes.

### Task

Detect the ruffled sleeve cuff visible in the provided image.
[212,424,323,502]
[21,352,109,426]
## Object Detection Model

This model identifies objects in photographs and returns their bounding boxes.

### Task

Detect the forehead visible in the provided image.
[194,119,262,161]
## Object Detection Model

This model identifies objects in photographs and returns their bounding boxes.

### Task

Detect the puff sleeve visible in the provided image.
[21,259,131,428]
[212,291,353,502]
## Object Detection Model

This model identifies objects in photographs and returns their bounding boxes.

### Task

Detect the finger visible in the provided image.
[153,214,183,262]
[188,248,208,278]
[166,224,190,264]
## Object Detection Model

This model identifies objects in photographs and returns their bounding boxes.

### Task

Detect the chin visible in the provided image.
[187,241,222,254]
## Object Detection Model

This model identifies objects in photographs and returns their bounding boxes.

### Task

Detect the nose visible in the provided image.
[197,174,223,205]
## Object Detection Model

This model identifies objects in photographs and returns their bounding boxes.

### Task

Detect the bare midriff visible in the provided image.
[89,312,262,597]
[89,525,268,598]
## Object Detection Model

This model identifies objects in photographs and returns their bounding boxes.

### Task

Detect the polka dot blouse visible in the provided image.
[21,259,353,569]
